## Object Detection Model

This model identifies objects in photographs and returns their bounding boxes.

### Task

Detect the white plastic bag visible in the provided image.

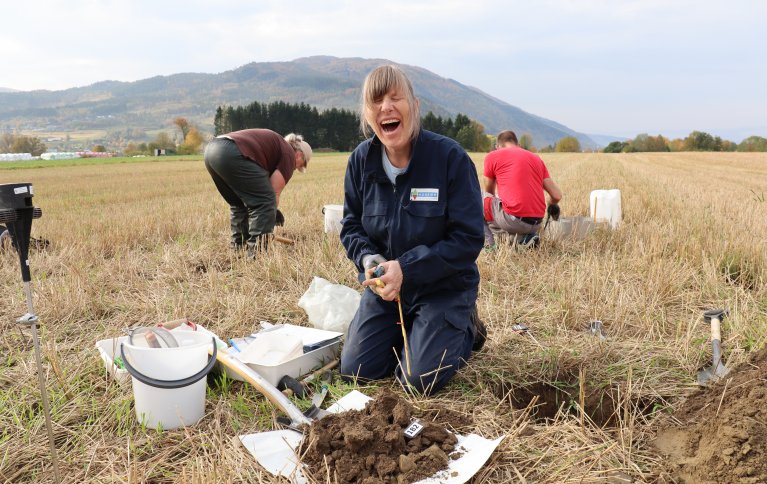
[298,277,360,334]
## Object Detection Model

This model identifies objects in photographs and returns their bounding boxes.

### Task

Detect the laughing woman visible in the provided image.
[339,65,486,395]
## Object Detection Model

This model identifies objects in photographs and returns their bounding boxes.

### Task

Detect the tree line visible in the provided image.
[214,100,492,152]
[603,132,767,153]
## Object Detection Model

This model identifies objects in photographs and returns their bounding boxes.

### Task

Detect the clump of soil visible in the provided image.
[300,388,461,483]
[654,346,767,483]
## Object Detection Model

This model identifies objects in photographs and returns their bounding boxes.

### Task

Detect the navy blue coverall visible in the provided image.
[339,129,484,394]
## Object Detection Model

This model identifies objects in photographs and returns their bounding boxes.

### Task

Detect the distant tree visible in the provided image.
[455,120,491,152]
[92,144,106,152]
[667,138,685,152]
[603,141,628,153]
[555,136,581,153]
[148,132,175,153]
[519,133,534,151]
[1,133,46,156]
[124,142,139,156]
[177,127,205,155]
[173,117,191,142]
[737,136,767,152]
[684,131,717,151]
[422,111,443,133]
[0,133,13,153]
[629,133,669,152]
[13,135,47,156]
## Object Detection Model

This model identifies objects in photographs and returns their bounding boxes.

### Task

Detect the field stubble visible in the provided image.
[1,152,765,482]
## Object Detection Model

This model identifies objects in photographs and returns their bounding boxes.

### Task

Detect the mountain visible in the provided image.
[0,56,596,149]
[586,133,629,148]
[0,87,20,93]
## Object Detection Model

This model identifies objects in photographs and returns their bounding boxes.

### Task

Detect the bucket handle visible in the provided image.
[120,337,217,389]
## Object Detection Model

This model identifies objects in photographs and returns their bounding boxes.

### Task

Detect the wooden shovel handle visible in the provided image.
[212,348,311,427]
[710,317,721,342]
[273,235,295,245]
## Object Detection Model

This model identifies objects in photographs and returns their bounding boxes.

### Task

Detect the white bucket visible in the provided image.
[121,331,216,430]
[590,189,622,229]
[322,204,344,233]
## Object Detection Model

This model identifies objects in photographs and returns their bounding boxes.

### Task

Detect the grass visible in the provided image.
[1,151,766,482]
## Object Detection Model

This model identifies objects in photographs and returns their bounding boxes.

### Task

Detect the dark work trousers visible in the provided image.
[204,138,276,249]
[340,287,475,395]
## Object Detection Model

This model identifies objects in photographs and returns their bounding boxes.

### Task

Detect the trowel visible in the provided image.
[697,308,731,386]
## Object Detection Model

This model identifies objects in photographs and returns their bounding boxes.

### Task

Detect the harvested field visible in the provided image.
[1,151,766,482]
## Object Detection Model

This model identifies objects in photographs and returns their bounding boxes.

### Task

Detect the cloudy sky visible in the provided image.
[3,0,765,140]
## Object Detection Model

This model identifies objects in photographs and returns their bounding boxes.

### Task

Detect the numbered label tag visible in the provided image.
[404,420,424,439]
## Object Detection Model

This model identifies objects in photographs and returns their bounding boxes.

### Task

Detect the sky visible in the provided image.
[3,0,766,141]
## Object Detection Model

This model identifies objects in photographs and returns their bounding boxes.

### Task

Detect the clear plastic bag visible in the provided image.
[297,277,360,334]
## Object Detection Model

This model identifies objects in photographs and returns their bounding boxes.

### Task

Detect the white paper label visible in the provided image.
[410,188,439,202]
[404,420,424,438]
[14,186,29,195]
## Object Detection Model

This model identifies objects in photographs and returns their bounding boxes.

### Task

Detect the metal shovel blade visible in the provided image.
[697,359,730,386]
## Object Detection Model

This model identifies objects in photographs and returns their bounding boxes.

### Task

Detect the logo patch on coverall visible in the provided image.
[410,188,439,201]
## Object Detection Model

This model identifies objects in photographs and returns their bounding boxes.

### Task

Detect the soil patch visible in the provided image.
[654,346,767,483]
[300,388,467,483]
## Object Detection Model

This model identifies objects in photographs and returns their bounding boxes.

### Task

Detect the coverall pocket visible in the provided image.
[362,201,388,239]
[402,202,446,244]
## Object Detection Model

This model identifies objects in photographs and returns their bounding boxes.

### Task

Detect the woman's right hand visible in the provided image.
[362,260,403,302]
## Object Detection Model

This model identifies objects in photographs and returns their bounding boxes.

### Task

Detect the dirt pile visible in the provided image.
[300,389,461,483]
[654,346,767,483]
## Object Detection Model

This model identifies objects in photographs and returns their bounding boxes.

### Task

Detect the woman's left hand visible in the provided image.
[362,260,403,301]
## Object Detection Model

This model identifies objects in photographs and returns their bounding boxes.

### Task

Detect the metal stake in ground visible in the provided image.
[697,308,731,386]
[0,183,60,482]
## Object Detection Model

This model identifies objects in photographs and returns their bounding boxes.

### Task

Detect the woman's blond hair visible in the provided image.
[360,65,420,141]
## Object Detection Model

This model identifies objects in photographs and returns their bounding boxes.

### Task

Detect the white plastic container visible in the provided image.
[547,216,597,241]
[121,331,216,430]
[227,324,342,386]
[95,336,131,385]
[322,204,344,233]
[590,189,622,229]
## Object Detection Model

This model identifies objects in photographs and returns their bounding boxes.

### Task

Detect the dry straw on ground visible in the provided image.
[1,152,766,482]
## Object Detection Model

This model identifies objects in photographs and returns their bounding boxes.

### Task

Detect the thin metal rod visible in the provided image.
[23,282,61,482]
[23,281,34,314]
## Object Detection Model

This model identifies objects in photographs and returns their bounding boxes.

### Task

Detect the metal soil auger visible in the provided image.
[697,308,731,386]
[0,182,61,481]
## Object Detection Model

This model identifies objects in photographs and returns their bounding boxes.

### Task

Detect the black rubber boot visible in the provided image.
[246,234,271,259]
[229,206,249,250]
[471,306,487,352]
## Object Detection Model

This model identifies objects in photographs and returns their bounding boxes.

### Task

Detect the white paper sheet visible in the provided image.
[239,390,504,484]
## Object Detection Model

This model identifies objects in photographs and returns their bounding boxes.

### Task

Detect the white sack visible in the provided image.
[297,277,360,334]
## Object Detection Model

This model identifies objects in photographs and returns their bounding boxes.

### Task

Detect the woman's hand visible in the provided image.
[362,260,403,301]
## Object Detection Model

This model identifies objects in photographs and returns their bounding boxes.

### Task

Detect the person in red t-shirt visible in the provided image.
[204,129,312,256]
[482,130,562,248]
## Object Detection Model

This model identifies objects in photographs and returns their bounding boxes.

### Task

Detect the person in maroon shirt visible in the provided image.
[204,129,312,256]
